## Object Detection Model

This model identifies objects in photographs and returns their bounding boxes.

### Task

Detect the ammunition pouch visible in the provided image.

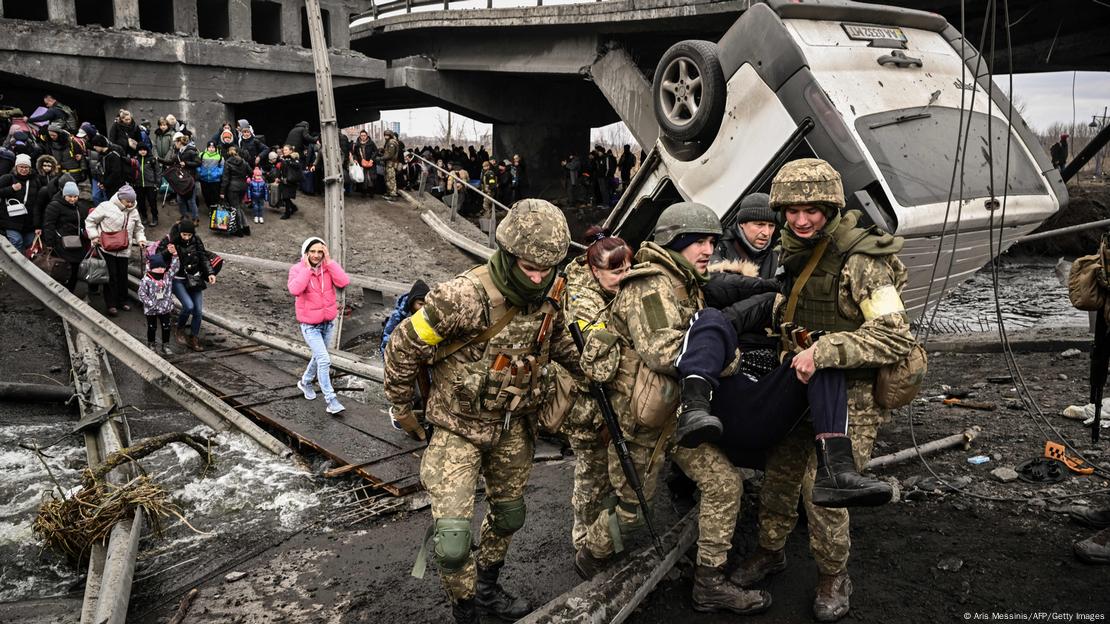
[538,364,576,434]
[581,329,621,384]
[488,497,527,536]
[610,353,679,431]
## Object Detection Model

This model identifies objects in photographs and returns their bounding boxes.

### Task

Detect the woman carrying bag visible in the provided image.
[41,180,88,292]
[85,184,145,317]
[157,220,215,352]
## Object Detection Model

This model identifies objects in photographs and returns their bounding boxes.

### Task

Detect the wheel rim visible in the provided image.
[659,55,703,127]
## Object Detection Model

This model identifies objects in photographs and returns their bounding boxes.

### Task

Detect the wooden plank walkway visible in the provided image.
[112,308,423,495]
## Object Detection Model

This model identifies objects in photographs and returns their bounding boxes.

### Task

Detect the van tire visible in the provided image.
[653,40,726,144]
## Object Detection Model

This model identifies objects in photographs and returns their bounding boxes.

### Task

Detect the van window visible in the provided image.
[854,107,1045,207]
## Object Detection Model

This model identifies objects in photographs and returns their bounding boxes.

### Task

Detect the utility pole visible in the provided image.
[304,0,345,347]
[1091,106,1109,179]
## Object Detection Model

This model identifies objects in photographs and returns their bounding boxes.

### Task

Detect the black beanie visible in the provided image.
[90,135,109,149]
[666,232,708,252]
[406,279,430,313]
[735,193,775,224]
[178,219,196,234]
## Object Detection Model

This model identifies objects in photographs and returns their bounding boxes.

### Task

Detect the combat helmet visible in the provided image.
[496,199,571,267]
[653,201,722,247]
[769,158,846,212]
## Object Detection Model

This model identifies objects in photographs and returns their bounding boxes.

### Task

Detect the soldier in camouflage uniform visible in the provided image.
[381,129,400,199]
[735,159,916,622]
[576,203,770,615]
[383,199,581,624]
[560,229,634,550]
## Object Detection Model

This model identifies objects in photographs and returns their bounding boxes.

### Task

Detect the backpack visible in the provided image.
[56,103,79,134]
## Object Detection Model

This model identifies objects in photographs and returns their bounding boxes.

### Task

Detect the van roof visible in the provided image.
[764,0,948,33]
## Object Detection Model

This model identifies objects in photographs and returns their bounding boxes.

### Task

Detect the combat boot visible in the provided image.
[1070,506,1110,529]
[475,562,532,620]
[675,376,722,448]
[812,437,892,508]
[813,571,852,622]
[731,546,787,587]
[573,547,612,580]
[451,597,479,624]
[1074,527,1110,564]
[691,564,772,615]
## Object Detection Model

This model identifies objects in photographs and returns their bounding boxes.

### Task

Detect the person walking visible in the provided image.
[288,237,350,415]
[383,200,581,624]
[41,180,88,292]
[0,153,40,252]
[278,145,303,220]
[734,159,916,622]
[85,184,146,316]
[351,131,377,198]
[381,129,401,200]
[138,253,178,355]
[247,167,269,224]
[134,144,161,226]
[157,219,214,351]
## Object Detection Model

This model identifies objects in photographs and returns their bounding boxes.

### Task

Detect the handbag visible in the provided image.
[29,238,68,281]
[79,248,109,285]
[185,273,204,290]
[360,158,373,169]
[60,234,83,250]
[210,206,230,231]
[5,184,29,217]
[99,212,130,252]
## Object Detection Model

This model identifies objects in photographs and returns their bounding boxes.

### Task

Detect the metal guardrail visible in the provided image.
[367,0,606,20]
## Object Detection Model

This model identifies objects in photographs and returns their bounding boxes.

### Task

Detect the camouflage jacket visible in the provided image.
[383,266,581,448]
[776,215,916,424]
[560,256,611,440]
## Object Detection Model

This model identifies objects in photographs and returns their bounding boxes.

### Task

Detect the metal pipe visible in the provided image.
[1017,217,1110,243]
[866,426,981,470]
[420,211,494,260]
[0,237,290,456]
[0,381,74,403]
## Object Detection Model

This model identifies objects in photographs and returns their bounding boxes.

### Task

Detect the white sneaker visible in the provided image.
[297,380,317,400]
[259,217,264,224]
[253,216,260,223]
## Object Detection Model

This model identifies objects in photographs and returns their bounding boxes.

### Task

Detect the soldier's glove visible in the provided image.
[389,404,427,442]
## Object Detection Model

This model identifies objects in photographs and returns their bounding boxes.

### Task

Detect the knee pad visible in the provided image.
[432,517,472,572]
[488,497,526,536]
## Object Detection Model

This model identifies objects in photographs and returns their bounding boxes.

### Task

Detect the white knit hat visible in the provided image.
[301,237,326,257]
[14,154,31,167]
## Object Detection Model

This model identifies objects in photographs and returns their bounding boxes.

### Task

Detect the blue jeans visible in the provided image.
[300,320,336,402]
[172,279,204,336]
[251,198,265,218]
[5,229,33,252]
[91,177,105,204]
[178,185,198,220]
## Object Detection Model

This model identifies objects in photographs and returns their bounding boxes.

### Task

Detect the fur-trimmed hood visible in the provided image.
[36,154,59,176]
[708,258,760,277]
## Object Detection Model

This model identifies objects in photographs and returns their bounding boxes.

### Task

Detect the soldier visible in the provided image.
[734,158,916,622]
[713,192,779,279]
[560,227,633,551]
[382,129,401,200]
[576,202,770,615]
[383,199,580,624]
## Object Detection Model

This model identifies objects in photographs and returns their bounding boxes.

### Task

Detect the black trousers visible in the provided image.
[136,187,158,222]
[146,313,171,343]
[676,308,849,466]
[102,253,130,309]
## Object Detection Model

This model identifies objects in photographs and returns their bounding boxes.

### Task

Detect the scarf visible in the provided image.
[779,209,847,257]
[487,249,554,309]
[665,248,710,287]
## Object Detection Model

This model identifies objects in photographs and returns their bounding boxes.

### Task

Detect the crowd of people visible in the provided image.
[380,158,919,624]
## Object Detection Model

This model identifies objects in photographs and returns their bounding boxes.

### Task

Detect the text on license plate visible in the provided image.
[841,23,907,42]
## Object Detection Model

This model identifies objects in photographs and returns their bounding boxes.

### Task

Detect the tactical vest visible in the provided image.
[432,265,555,424]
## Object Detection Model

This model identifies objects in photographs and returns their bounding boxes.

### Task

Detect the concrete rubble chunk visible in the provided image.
[1059,348,1082,358]
[937,556,964,572]
[224,571,247,582]
[990,467,1020,483]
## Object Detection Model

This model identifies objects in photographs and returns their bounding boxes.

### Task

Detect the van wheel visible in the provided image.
[653,40,726,144]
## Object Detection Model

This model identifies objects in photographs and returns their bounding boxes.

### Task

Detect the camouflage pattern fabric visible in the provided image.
[769,158,846,210]
[385,162,398,196]
[420,419,534,600]
[581,242,705,558]
[671,443,742,567]
[756,418,878,575]
[495,199,571,267]
[569,436,610,550]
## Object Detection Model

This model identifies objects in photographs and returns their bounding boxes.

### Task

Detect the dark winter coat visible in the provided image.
[44,130,84,176]
[174,144,202,174]
[108,119,143,155]
[284,122,318,153]
[235,135,269,166]
[278,155,303,199]
[158,231,211,290]
[714,227,780,280]
[152,129,176,163]
[703,267,781,350]
[351,139,377,164]
[135,154,162,189]
[220,155,250,197]
[98,148,130,197]
[42,194,90,262]
[0,171,41,232]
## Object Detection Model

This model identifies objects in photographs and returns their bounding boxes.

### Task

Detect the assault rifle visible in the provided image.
[568,321,665,558]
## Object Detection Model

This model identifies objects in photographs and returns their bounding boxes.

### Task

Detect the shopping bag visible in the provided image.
[79,249,109,285]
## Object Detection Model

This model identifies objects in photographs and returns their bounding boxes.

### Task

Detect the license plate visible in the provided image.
[841,23,907,42]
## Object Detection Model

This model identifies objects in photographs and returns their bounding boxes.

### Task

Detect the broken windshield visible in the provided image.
[854,107,1045,207]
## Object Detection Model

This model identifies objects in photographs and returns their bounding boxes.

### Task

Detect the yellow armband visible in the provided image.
[859,285,905,321]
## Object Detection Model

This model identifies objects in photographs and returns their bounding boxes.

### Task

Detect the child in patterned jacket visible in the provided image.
[138,253,179,355]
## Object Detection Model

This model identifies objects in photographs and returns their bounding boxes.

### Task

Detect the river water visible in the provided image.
[0,259,1085,611]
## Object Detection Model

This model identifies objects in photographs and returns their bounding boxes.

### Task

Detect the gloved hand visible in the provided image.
[390,403,427,441]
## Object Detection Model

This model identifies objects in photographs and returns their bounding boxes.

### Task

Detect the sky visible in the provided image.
[374,71,1109,147]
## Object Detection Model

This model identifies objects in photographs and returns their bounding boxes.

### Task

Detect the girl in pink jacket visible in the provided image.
[288,236,351,415]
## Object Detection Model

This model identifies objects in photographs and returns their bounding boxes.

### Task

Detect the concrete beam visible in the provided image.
[229,0,252,42]
[588,44,658,148]
[426,33,601,75]
[47,0,76,25]
[113,0,140,30]
[282,1,301,46]
[173,0,198,35]
[328,2,351,50]
[494,121,590,201]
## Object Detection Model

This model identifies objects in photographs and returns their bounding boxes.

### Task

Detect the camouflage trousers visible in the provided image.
[582,424,670,558]
[756,420,879,575]
[385,163,398,195]
[672,443,743,568]
[567,428,611,550]
[420,418,534,601]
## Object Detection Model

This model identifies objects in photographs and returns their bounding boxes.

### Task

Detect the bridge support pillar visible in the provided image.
[229,0,252,42]
[113,0,140,29]
[173,0,198,35]
[282,2,302,46]
[47,0,77,25]
[493,122,589,203]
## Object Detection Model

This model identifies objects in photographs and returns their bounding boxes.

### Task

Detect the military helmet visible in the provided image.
[769,158,846,211]
[653,201,722,247]
[496,199,571,267]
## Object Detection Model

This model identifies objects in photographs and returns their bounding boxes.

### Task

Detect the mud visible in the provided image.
[1010,181,1110,257]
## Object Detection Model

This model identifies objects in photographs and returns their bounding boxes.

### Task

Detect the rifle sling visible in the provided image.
[783,237,830,325]
[432,307,519,364]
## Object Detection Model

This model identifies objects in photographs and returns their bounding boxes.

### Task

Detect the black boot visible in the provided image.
[812,437,892,508]
[452,597,479,624]
[676,376,722,448]
[475,562,531,620]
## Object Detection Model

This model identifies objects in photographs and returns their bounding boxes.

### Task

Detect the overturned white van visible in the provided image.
[606,0,1066,318]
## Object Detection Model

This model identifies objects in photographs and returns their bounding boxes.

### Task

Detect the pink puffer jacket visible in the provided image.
[288,260,350,324]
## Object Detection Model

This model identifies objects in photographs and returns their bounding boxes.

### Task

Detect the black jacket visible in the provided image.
[0,171,40,232]
[221,155,250,196]
[236,135,269,166]
[714,227,781,280]
[284,122,318,153]
[703,272,781,349]
[42,194,90,262]
[158,231,211,288]
[134,154,162,189]
[108,120,142,155]
[351,139,377,163]
[99,148,131,196]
